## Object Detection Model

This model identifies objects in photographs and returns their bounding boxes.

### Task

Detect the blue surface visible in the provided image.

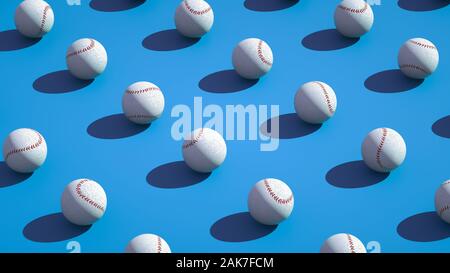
[0,0,449,253]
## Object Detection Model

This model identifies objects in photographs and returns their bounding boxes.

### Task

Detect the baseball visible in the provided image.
[294,81,337,124]
[362,128,407,173]
[334,0,374,38]
[232,38,273,80]
[122,82,165,125]
[15,0,54,38]
[398,38,439,79]
[175,0,214,38]
[435,181,450,224]
[320,233,367,253]
[248,178,294,226]
[61,179,107,226]
[182,128,227,173]
[125,234,172,253]
[66,38,108,80]
[3,128,47,173]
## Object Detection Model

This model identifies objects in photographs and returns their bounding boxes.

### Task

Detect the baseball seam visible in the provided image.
[263,180,293,205]
[410,40,437,50]
[257,40,272,66]
[66,39,96,59]
[400,64,428,74]
[439,205,450,217]
[157,237,162,253]
[39,6,51,34]
[375,128,388,171]
[339,2,368,14]
[126,87,160,95]
[183,128,204,149]
[184,0,211,15]
[314,81,335,114]
[75,179,105,212]
[5,130,44,161]
[347,234,356,253]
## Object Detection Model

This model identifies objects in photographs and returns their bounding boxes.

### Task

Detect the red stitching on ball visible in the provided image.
[184,0,211,15]
[338,2,368,14]
[39,6,51,34]
[66,39,96,59]
[75,179,105,212]
[410,40,437,50]
[126,87,160,95]
[183,128,204,149]
[400,64,428,74]
[157,236,162,253]
[314,81,335,114]
[5,130,44,161]
[347,234,356,253]
[257,40,272,66]
[263,180,293,205]
[439,205,450,217]
[375,128,388,171]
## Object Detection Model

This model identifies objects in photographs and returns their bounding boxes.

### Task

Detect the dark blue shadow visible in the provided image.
[244,0,299,12]
[397,212,450,242]
[142,29,200,51]
[33,70,93,94]
[260,113,321,139]
[0,30,41,51]
[23,213,91,243]
[302,29,359,51]
[365,69,423,93]
[398,0,448,11]
[0,162,32,188]
[90,0,146,12]
[199,70,259,93]
[326,160,389,189]
[147,161,210,189]
[87,114,150,139]
[210,212,277,242]
[432,116,450,138]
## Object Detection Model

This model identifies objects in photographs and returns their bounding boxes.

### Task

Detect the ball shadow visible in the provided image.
[210,212,277,242]
[90,0,146,12]
[326,160,389,189]
[199,70,259,93]
[260,113,321,139]
[87,114,150,139]
[302,29,359,51]
[398,0,449,11]
[364,69,423,93]
[23,213,91,243]
[244,0,299,12]
[147,161,211,189]
[0,162,32,188]
[0,30,41,51]
[142,29,200,51]
[33,70,93,94]
[432,116,450,139]
[397,212,450,242]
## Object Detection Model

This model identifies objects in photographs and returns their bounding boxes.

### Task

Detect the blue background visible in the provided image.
[0,0,449,253]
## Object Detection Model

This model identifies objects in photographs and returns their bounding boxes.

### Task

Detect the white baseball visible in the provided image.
[362,128,406,173]
[334,0,374,38]
[182,128,227,173]
[294,81,337,124]
[232,38,273,80]
[3,128,47,173]
[61,179,107,226]
[435,181,450,224]
[398,38,439,79]
[175,0,214,38]
[125,234,171,253]
[248,178,294,226]
[66,38,108,80]
[122,82,165,125]
[15,0,54,38]
[320,233,367,253]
